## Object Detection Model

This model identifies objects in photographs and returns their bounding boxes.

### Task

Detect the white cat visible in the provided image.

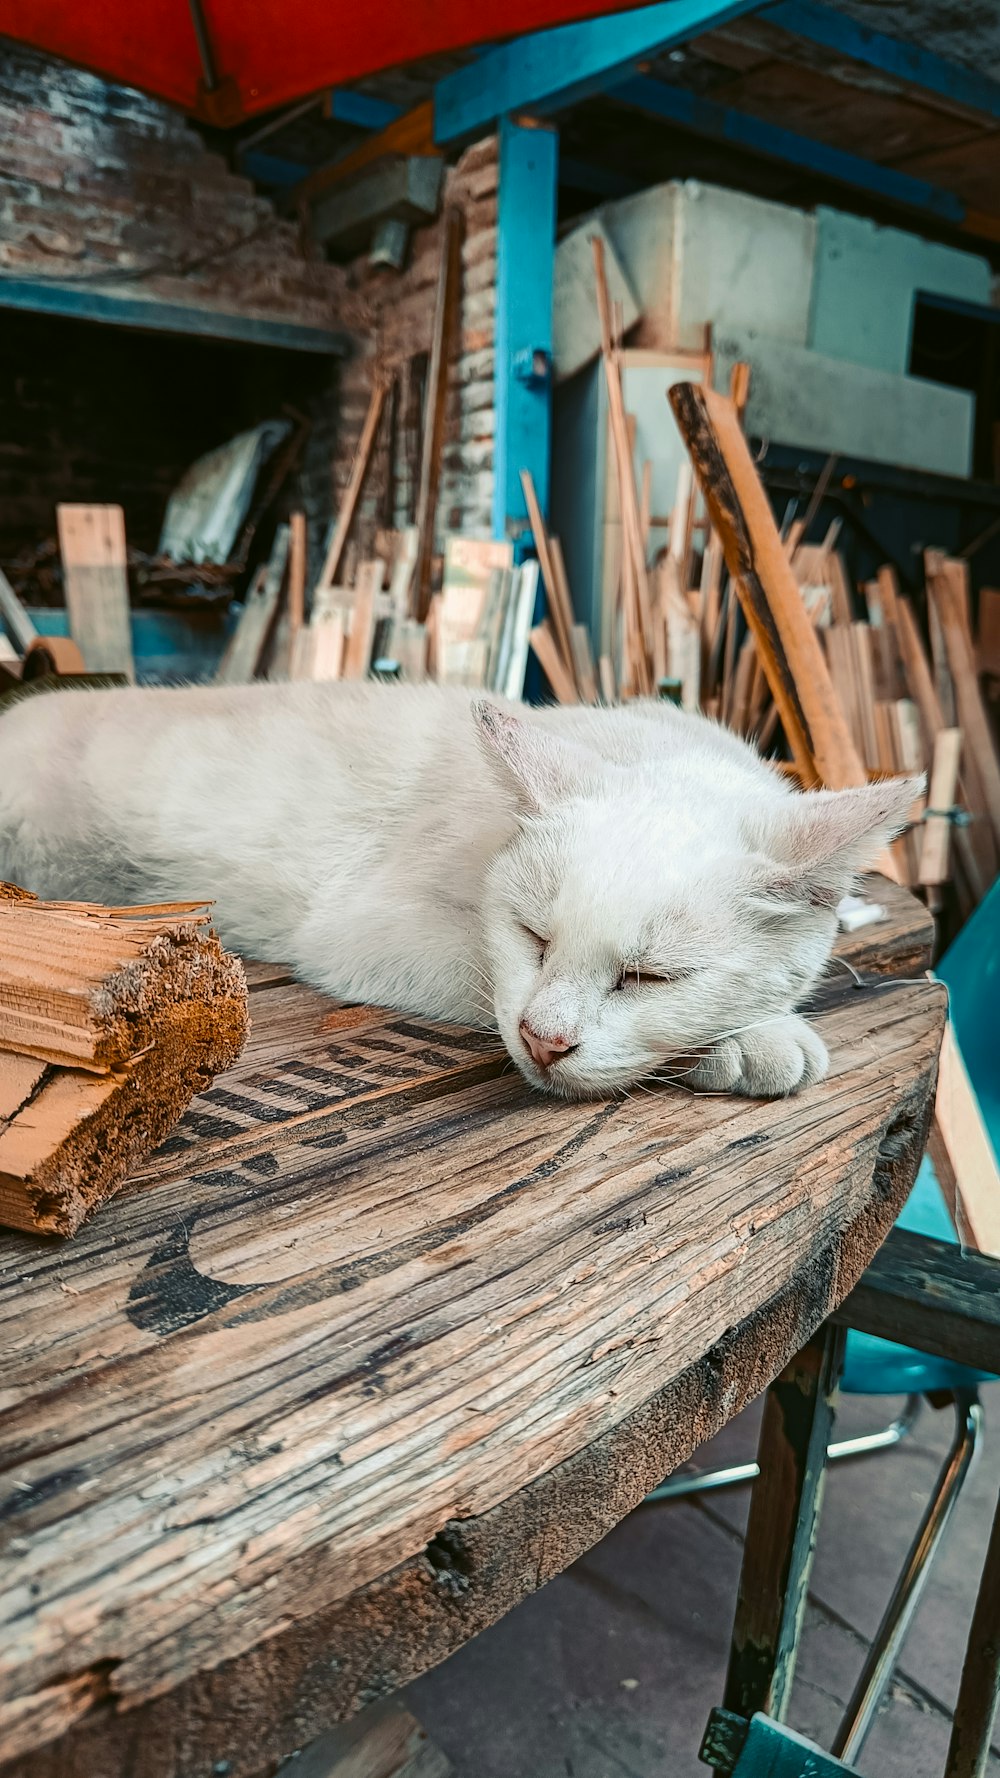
[0,681,918,1100]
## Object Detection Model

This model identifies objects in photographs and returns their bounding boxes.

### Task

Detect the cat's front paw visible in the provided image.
[686,1015,828,1099]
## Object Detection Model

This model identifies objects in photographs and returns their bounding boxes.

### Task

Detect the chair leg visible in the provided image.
[945,1474,1000,1778]
[723,1323,845,1724]
[832,1388,984,1764]
[644,1395,923,1504]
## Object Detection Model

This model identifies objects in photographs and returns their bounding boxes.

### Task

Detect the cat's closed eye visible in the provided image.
[613,965,694,991]
[520,923,549,958]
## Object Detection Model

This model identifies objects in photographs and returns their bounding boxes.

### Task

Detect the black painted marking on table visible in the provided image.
[125,1101,622,1339]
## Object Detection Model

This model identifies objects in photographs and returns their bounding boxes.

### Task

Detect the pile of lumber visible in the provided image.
[0,889,248,1236]
[518,241,1000,932]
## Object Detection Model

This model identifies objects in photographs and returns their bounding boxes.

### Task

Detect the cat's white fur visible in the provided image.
[0,681,919,1100]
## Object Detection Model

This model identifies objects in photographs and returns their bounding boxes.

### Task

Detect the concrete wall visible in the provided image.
[810,208,992,375]
[572,176,992,478]
[714,334,974,477]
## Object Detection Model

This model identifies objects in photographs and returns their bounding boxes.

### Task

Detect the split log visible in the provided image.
[0,892,248,1237]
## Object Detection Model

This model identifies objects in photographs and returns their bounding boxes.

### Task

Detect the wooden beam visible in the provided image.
[434,0,769,142]
[834,1225,1000,1376]
[415,209,463,619]
[768,1,1000,127]
[612,74,971,229]
[669,382,865,790]
[293,103,437,209]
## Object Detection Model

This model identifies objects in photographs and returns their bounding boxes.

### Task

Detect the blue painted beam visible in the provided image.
[326,89,403,130]
[612,75,967,224]
[239,149,311,187]
[493,117,559,544]
[766,1,1000,125]
[435,0,766,143]
[0,278,349,354]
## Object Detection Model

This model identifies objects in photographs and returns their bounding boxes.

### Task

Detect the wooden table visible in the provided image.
[0,878,946,1778]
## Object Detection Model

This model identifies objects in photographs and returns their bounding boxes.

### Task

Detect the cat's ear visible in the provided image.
[751,775,923,913]
[472,701,595,812]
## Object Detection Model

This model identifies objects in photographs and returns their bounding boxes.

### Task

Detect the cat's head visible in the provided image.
[473,701,920,1100]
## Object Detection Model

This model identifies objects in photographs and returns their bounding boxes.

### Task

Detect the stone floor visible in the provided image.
[406,1383,1000,1777]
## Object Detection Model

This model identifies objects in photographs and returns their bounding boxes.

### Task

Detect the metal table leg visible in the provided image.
[945,1476,1000,1778]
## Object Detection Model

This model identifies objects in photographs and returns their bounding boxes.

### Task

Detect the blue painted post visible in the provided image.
[493,116,559,551]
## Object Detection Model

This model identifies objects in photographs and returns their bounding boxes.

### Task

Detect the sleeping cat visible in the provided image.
[0,681,918,1101]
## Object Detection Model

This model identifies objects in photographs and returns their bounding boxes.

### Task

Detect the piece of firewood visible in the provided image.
[0,893,246,1073]
[57,503,135,682]
[0,891,248,1236]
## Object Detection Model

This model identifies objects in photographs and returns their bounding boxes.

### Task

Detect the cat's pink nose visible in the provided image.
[519,1021,577,1070]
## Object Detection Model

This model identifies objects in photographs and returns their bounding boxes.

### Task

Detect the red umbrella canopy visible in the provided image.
[2,0,628,121]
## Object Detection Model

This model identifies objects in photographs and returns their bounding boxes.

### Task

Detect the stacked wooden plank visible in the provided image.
[0,891,249,1236]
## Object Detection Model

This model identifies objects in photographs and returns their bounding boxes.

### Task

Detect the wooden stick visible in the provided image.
[592,234,653,689]
[896,597,991,899]
[317,382,388,594]
[415,208,463,618]
[519,473,576,687]
[287,511,307,636]
[529,621,578,705]
[570,624,599,704]
[216,526,290,685]
[57,503,135,681]
[598,654,616,704]
[729,360,751,423]
[919,728,962,889]
[549,535,582,687]
[926,556,1000,856]
[670,383,865,791]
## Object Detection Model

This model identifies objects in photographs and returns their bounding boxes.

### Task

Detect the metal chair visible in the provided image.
[647,1158,990,1762]
[671,882,1000,1769]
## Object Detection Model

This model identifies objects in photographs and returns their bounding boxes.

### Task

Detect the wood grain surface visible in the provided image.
[0,880,943,1778]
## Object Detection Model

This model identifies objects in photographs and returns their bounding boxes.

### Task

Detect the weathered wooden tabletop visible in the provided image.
[0,878,945,1778]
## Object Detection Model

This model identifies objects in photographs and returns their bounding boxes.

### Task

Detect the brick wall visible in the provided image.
[0,42,357,334]
[332,137,498,562]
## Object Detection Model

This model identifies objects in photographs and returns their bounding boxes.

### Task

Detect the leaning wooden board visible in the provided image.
[0,879,944,1778]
